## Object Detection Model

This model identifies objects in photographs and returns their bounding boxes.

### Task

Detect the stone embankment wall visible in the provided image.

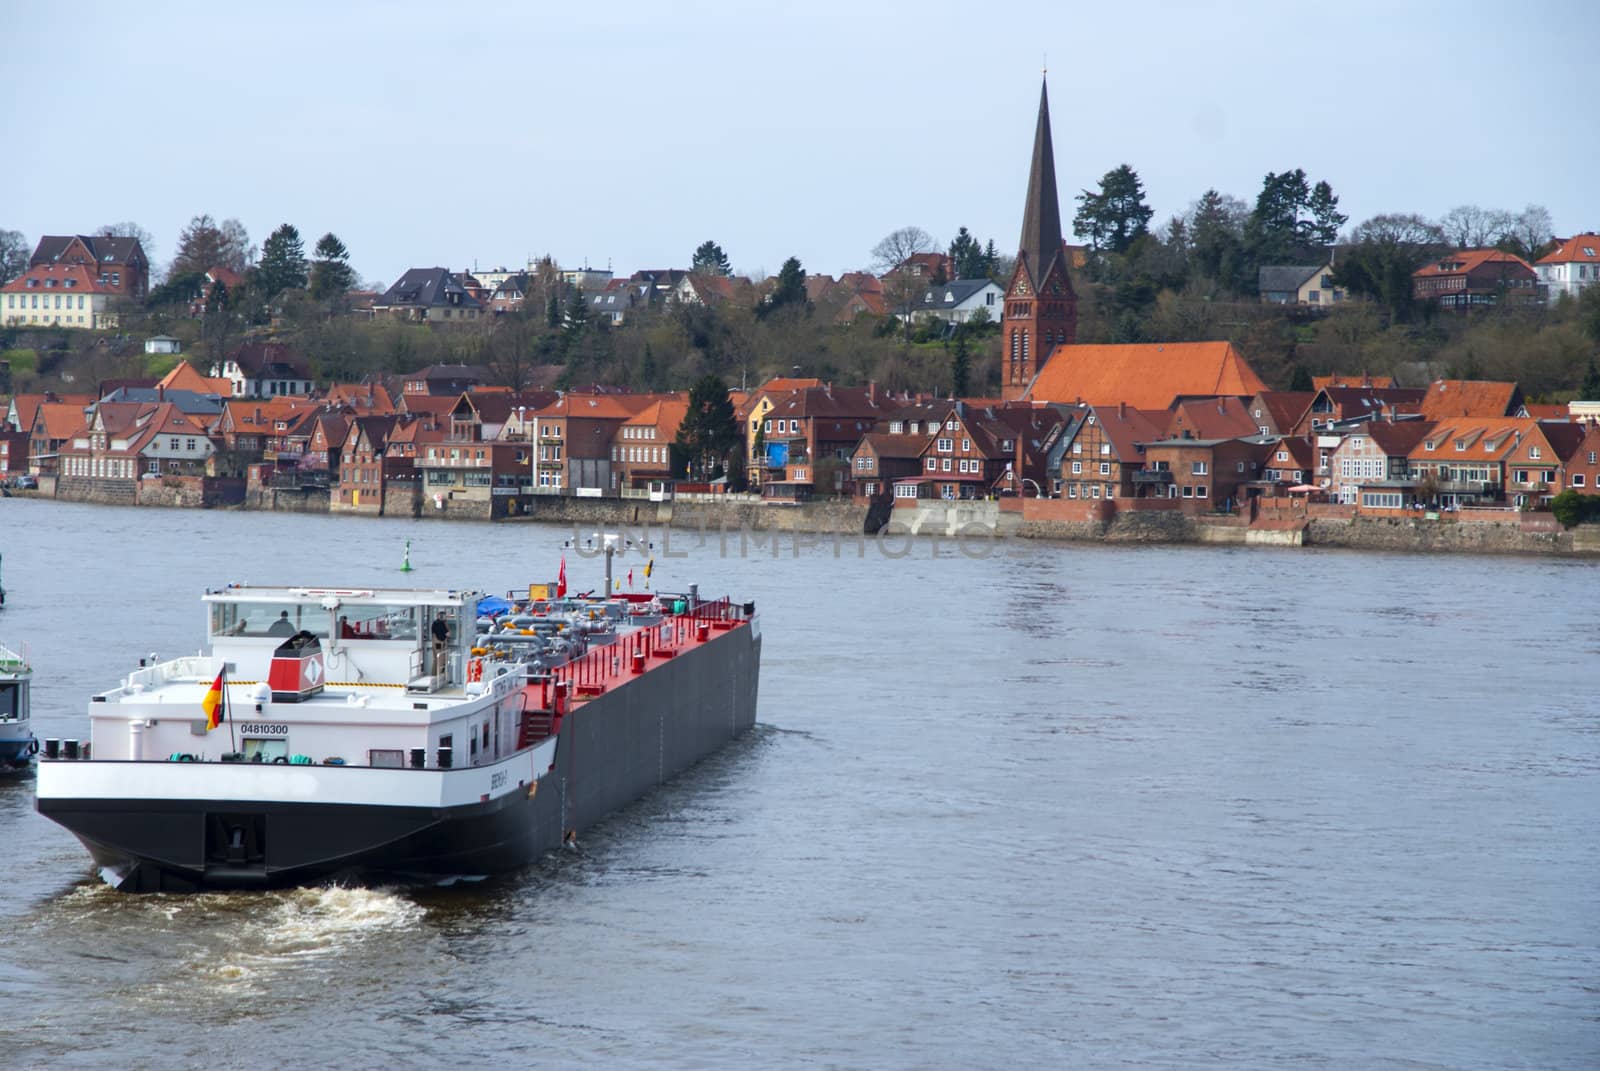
[40,476,1599,556]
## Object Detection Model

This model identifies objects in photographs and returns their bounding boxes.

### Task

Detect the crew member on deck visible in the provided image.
[267,611,295,637]
[431,611,450,674]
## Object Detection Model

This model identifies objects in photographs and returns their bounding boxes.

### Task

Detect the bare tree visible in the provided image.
[872,227,936,342]
[0,228,27,285]
[871,226,935,275]
[1437,205,1512,249]
[170,214,255,277]
[97,220,156,251]
[1505,204,1555,260]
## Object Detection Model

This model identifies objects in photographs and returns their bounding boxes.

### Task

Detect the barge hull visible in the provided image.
[39,622,761,891]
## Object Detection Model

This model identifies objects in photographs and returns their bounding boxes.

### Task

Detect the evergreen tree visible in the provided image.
[1247,170,1345,263]
[982,239,1000,277]
[691,240,732,276]
[951,326,972,398]
[560,288,589,355]
[1303,181,1348,248]
[308,232,357,301]
[949,227,989,279]
[675,374,740,480]
[1582,356,1600,400]
[257,223,308,295]
[546,289,562,328]
[1189,189,1249,290]
[758,256,808,319]
[1072,164,1154,254]
[1289,364,1314,392]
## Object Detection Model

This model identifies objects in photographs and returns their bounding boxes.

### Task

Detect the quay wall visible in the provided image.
[24,479,1600,556]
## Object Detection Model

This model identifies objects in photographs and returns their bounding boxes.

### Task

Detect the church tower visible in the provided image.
[1002,77,1078,401]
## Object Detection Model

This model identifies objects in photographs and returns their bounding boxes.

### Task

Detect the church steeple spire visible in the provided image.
[1017,77,1064,291]
[1002,76,1077,402]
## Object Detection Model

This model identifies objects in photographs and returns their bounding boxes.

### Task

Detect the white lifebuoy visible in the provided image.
[467,657,483,683]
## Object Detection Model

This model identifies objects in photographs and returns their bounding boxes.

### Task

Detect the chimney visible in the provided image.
[869,380,877,404]
[1119,401,1126,418]
[158,385,165,401]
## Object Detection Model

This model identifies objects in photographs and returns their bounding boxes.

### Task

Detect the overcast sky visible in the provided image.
[6,1,1596,288]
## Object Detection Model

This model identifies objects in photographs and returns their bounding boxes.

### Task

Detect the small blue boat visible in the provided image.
[0,642,37,771]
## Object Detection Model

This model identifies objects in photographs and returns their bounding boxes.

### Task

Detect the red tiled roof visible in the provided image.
[1,262,116,295]
[1535,233,1600,265]
[36,402,89,440]
[1411,416,1536,460]
[1170,397,1259,440]
[1254,390,1315,431]
[1363,420,1435,457]
[855,432,928,460]
[1413,249,1534,278]
[1086,404,1166,460]
[1417,380,1521,420]
[1028,342,1268,410]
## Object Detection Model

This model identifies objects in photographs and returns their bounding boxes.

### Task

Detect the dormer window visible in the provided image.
[1455,439,1466,451]
[1584,247,1596,258]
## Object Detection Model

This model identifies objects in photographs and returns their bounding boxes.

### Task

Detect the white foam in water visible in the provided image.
[172,886,426,999]
[261,885,425,957]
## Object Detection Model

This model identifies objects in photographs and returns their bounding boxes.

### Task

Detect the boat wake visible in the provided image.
[187,885,426,993]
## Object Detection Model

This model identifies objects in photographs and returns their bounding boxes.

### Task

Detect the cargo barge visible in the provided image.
[35,580,760,892]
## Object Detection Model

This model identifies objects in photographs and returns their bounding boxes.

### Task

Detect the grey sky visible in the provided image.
[7,1,1596,287]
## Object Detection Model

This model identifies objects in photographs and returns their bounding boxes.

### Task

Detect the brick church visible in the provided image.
[1003,78,1267,409]
[1001,78,1078,403]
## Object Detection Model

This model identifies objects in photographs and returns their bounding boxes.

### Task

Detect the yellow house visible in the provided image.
[740,377,823,489]
[1258,264,1346,306]
[2,262,118,329]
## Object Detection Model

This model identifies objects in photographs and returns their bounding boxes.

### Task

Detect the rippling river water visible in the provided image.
[0,499,1595,1068]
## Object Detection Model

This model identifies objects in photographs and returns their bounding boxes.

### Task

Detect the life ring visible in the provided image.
[467,657,483,683]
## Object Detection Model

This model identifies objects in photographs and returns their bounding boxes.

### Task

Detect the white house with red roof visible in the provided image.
[1536,233,1600,302]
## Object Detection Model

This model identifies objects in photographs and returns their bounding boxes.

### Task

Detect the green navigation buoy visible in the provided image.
[401,539,413,573]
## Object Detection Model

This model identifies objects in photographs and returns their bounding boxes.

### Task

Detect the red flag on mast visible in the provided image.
[557,556,567,598]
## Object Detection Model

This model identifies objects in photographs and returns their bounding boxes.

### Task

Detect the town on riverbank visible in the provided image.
[4,80,1599,556]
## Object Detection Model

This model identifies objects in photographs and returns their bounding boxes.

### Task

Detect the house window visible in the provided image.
[1072,443,1082,454]
[926,457,936,471]
[1236,461,1245,472]
[1100,443,1110,456]
[941,458,951,472]
[1099,462,1110,475]
[1091,484,1101,499]
[1192,461,1208,475]
[1530,446,1541,459]
[937,438,952,453]
[1574,474,1587,487]
[1196,484,1208,498]
[1071,461,1082,475]
[1067,484,1078,498]
[961,439,970,452]
[1182,486,1193,498]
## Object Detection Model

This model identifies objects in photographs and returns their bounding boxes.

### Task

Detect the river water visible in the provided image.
[0,498,1594,1069]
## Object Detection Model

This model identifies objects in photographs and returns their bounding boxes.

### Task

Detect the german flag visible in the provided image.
[201,670,225,731]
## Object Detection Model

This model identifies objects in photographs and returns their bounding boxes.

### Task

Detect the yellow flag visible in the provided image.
[201,670,225,731]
